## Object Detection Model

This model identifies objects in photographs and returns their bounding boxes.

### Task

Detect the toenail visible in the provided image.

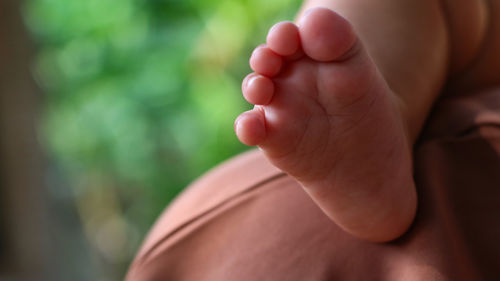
[243,74,257,90]
[247,76,258,87]
[235,119,242,135]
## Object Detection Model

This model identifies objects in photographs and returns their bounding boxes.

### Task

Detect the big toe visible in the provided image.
[298,8,357,62]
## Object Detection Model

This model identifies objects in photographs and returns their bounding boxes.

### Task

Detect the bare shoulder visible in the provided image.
[440,0,488,75]
[442,0,500,93]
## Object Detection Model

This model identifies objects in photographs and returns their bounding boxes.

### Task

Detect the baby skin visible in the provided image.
[235,8,417,242]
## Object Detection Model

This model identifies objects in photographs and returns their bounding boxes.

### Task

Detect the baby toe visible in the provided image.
[235,109,267,146]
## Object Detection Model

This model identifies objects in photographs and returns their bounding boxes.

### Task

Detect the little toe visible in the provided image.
[298,7,357,62]
[249,45,283,77]
[234,109,266,146]
[242,73,274,105]
[266,21,300,56]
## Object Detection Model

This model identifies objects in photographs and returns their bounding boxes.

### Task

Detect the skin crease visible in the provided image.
[235,0,492,242]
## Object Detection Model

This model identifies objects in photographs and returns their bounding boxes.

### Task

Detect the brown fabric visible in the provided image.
[126,89,500,281]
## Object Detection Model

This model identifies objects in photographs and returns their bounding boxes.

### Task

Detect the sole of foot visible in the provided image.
[235,7,417,242]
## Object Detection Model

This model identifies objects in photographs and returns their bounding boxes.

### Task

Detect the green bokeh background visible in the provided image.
[24,0,300,279]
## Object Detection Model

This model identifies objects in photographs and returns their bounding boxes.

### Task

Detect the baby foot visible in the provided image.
[235,8,417,242]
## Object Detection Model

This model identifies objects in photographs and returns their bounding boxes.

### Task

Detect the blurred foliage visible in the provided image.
[24,0,300,280]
